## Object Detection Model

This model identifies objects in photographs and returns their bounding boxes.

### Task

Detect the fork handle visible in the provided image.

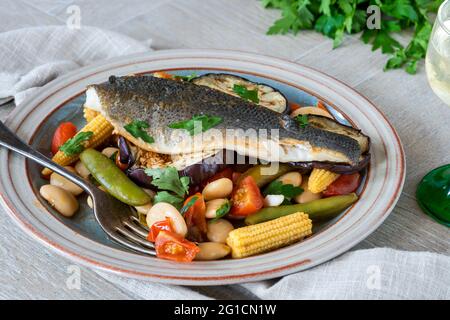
[0,120,95,194]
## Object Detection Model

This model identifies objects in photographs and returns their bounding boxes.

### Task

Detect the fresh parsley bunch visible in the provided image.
[262,0,443,74]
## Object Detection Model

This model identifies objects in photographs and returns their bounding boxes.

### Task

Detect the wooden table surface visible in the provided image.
[0,0,449,299]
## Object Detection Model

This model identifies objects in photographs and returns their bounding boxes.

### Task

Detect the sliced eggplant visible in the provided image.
[192,73,288,113]
[127,167,154,189]
[289,153,370,174]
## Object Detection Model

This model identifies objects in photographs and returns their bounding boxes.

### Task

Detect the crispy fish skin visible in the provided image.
[86,75,366,165]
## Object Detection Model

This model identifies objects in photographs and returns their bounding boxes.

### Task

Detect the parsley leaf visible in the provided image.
[153,191,184,209]
[124,120,154,143]
[267,0,314,35]
[180,195,199,215]
[59,131,93,156]
[263,180,303,201]
[168,114,223,136]
[174,73,198,82]
[109,151,118,162]
[212,200,231,221]
[295,114,309,128]
[232,84,260,103]
[144,167,190,197]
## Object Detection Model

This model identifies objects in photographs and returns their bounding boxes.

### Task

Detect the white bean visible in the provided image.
[50,166,84,196]
[207,219,234,243]
[202,178,233,201]
[276,172,302,187]
[194,242,231,261]
[205,199,229,218]
[74,161,90,179]
[135,203,152,215]
[146,202,187,237]
[264,194,284,207]
[40,185,79,217]
[294,176,322,204]
[134,189,154,214]
[101,147,119,159]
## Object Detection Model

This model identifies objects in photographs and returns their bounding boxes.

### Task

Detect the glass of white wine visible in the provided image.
[418,0,450,226]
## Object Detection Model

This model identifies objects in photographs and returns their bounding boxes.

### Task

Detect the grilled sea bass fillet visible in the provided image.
[85,75,369,165]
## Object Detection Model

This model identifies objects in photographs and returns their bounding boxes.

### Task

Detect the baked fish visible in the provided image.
[85,75,369,165]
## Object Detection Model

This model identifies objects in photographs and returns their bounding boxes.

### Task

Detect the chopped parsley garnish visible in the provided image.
[145,166,191,209]
[168,114,223,136]
[295,114,309,128]
[232,84,259,103]
[153,191,184,209]
[145,167,190,198]
[124,120,154,143]
[263,180,303,202]
[174,73,198,82]
[180,195,199,215]
[262,0,436,74]
[59,131,93,156]
[212,200,231,221]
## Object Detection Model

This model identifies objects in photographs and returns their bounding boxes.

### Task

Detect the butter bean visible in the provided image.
[40,185,79,217]
[50,166,84,196]
[207,219,234,243]
[202,178,233,201]
[205,199,229,218]
[294,176,322,204]
[101,147,119,159]
[74,161,90,179]
[276,171,302,187]
[194,242,231,261]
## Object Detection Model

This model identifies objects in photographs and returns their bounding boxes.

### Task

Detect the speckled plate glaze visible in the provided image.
[0,50,405,285]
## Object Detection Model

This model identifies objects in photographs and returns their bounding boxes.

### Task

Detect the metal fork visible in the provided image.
[0,120,155,255]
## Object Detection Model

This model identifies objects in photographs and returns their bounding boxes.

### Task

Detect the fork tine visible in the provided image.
[123,219,149,238]
[130,215,149,230]
[109,232,156,255]
[116,227,155,249]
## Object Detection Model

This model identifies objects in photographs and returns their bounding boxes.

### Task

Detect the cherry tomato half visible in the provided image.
[147,218,173,242]
[182,193,207,234]
[51,122,77,155]
[323,172,361,197]
[230,176,264,216]
[155,230,199,262]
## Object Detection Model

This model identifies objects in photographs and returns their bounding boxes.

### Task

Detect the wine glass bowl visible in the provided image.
[419,0,450,226]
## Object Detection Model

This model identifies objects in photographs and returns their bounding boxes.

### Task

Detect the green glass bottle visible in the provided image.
[416,164,450,227]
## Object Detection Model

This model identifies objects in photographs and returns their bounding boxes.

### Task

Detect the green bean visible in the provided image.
[80,149,151,206]
[245,193,358,225]
[238,163,293,187]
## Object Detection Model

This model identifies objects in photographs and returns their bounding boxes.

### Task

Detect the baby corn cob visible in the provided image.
[83,106,100,123]
[308,168,340,193]
[42,114,114,175]
[226,212,312,259]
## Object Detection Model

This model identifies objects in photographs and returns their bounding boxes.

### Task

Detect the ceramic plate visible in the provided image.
[0,49,405,285]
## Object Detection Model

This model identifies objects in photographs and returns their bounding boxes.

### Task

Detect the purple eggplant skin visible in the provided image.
[289,153,370,174]
[179,150,262,186]
[126,167,154,189]
[117,136,134,167]
[179,150,229,186]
